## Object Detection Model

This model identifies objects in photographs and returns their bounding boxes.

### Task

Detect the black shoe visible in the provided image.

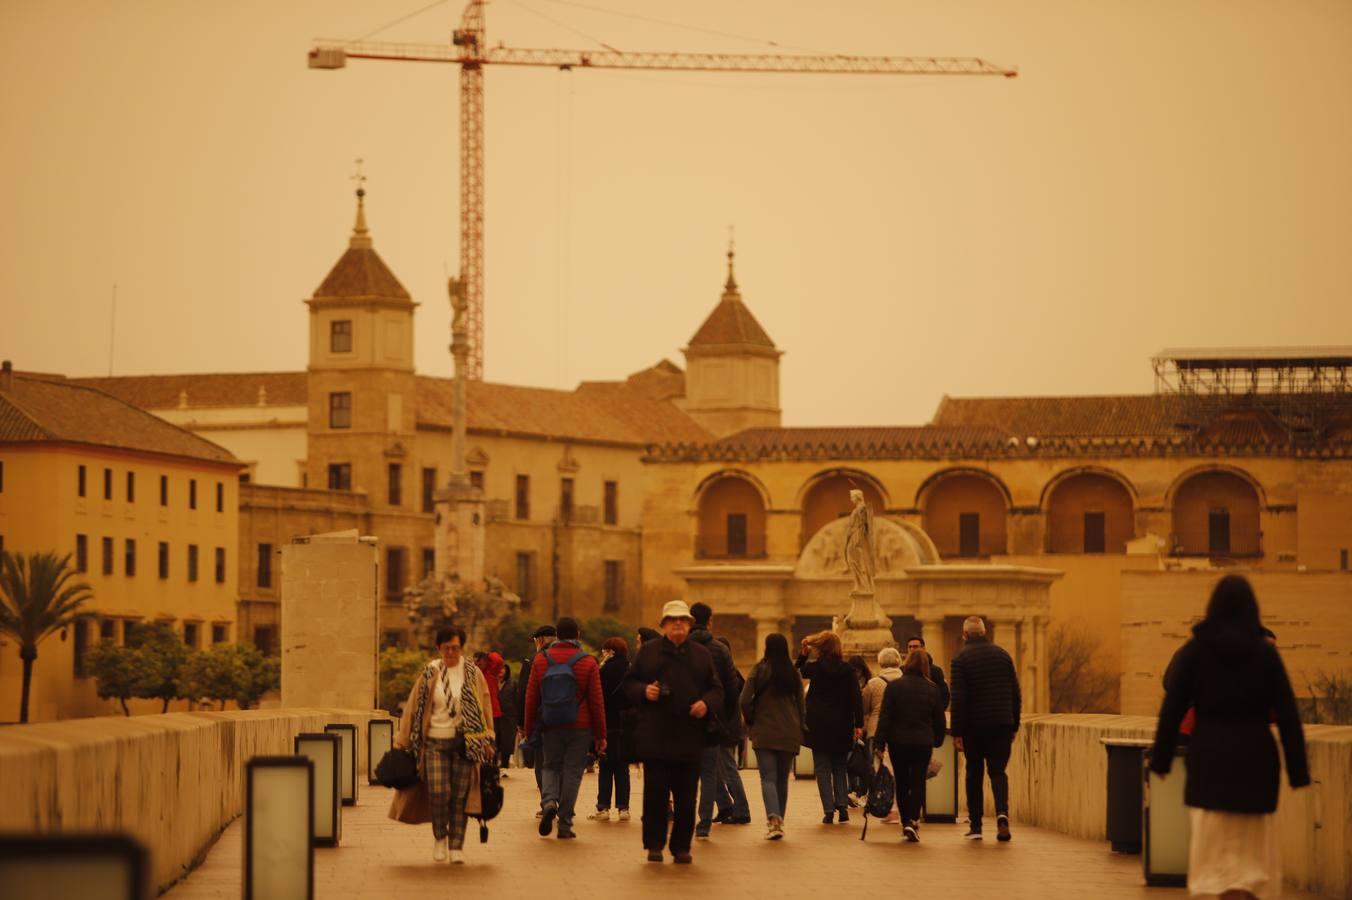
[712,810,735,824]
[727,816,752,825]
[836,807,850,824]
[904,823,920,843]
[539,801,558,836]
[821,812,834,825]
[694,829,710,840]
[997,814,1012,842]
[647,849,663,863]
[557,827,576,840]
[673,852,693,864]
[964,829,983,840]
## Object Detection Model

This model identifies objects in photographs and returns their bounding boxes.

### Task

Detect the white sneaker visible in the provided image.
[433,837,448,861]
[618,809,631,822]
[449,849,465,865]
[587,808,612,821]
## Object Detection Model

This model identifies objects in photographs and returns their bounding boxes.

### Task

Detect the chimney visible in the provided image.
[1,360,11,391]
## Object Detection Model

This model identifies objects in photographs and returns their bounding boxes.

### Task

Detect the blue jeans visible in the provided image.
[540,729,592,828]
[718,745,750,818]
[813,749,850,815]
[698,744,753,828]
[756,748,794,820]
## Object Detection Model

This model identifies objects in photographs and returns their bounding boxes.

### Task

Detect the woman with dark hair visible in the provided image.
[874,649,946,842]
[1151,575,1309,900]
[740,632,805,840]
[590,636,634,821]
[496,662,517,770]
[847,655,873,692]
[797,630,864,824]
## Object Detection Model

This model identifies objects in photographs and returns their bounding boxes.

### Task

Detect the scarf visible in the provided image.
[410,657,498,771]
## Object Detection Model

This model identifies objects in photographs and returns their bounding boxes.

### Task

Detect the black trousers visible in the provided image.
[887,744,933,825]
[641,758,701,854]
[962,727,1013,830]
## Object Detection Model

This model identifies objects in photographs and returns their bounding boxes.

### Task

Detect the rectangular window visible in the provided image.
[0,460,4,492]
[73,619,89,678]
[330,319,353,353]
[604,481,618,526]
[103,468,113,500]
[382,630,404,650]
[329,392,352,429]
[515,475,530,520]
[959,513,981,558]
[212,624,228,644]
[1208,508,1231,554]
[214,547,226,583]
[76,534,88,573]
[604,560,622,612]
[188,544,199,582]
[189,479,197,510]
[98,618,117,645]
[387,463,402,506]
[422,467,437,513]
[124,539,136,576]
[422,547,435,578]
[254,625,278,656]
[78,464,87,497]
[726,513,748,557]
[216,482,224,512]
[158,541,169,579]
[1083,511,1106,554]
[1342,549,1349,571]
[559,478,574,523]
[328,463,352,491]
[385,546,406,599]
[257,543,273,588]
[184,622,199,649]
[159,475,168,506]
[515,552,533,605]
[469,470,484,490]
[101,537,114,575]
[126,471,135,503]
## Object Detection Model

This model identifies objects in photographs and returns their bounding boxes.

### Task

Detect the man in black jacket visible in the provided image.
[623,600,723,864]
[689,603,751,835]
[906,635,949,709]
[949,616,1021,842]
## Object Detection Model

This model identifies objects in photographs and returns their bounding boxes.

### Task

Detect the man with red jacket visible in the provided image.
[524,617,607,840]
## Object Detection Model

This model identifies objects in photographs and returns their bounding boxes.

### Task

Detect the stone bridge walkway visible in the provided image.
[167,769,1320,899]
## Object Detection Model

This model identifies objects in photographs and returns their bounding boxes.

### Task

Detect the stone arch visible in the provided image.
[1043,468,1136,553]
[918,468,1011,558]
[797,468,888,550]
[1167,465,1263,556]
[694,469,768,559]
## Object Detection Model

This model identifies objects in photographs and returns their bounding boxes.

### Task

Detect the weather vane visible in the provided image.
[351,157,367,197]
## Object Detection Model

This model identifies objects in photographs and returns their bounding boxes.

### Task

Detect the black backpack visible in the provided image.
[473,763,504,843]
[846,739,872,795]
[860,761,895,841]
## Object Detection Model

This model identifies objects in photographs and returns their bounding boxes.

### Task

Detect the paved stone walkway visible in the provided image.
[168,768,1319,899]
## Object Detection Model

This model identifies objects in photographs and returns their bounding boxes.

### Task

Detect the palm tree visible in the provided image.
[0,551,93,723]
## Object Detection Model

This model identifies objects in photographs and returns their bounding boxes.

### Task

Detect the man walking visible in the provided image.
[624,601,723,864]
[949,615,1020,842]
[906,634,949,710]
[689,602,751,836]
[524,617,606,840]
[517,624,556,807]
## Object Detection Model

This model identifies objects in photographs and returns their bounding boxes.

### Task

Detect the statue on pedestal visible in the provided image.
[844,489,876,595]
[836,489,894,653]
[402,573,519,653]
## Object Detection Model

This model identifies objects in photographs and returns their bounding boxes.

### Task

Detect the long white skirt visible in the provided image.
[1188,808,1282,899]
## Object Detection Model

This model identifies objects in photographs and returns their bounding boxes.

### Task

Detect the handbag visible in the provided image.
[926,757,943,779]
[374,747,420,789]
[388,780,432,825]
[472,763,505,843]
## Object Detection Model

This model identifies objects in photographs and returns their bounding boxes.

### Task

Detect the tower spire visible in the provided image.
[723,226,738,298]
[349,157,372,249]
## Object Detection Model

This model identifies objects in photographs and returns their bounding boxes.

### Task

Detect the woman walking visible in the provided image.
[392,626,499,864]
[590,636,634,821]
[797,630,864,824]
[740,633,805,840]
[862,647,905,824]
[1151,575,1309,900]
[874,649,946,842]
[496,662,517,770]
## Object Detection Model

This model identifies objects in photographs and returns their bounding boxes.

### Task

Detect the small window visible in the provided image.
[469,470,484,490]
[253,625,278,656]
[257,543,273,588]
[328,463,352,491]
[604,560,622,612]
[214,547,226,583]
[515,474,530,520]
[604,481,618,526]
[126,471,135,503]
[726,513,748,557]
[515,551,534,605]
[212,624,228,644]
[78,464,87,498]
[959,513,981,558]
[239,471,251,484]
[189,479,197,510]
[559,478,574,523]
[330,319,353,353]
[0,460,5,492]
[386,546,406,599]
[124,539,136,576]
[1208,508,1231,555]
[158,541,169,579]
[1083,511,1106,554]
[422,467,437,513]
[422,547,435,578]
[184,622,199,649]
[159,475,168,506]
[1342,549,1349,571]
[329,392,352,429]
[216,482,224,513]
[103,468,113,500]
[98,618,117,644]
[382,630,404,650]
[388,463,402,506]
[75,534,88,573]
[187,544,199,582]
[73,619,89,678]
[101,537,114,575]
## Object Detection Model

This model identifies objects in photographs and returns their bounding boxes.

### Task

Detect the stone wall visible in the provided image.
[0,708,386,894]
[1003,714,1352,898]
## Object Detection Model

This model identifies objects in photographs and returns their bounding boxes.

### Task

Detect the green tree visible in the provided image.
[180,643,279,710]
[489,615,544,661]
[86,641,141,716]
[580,616,634,650]
[127,622,191,712]
[0,551,93,723]
[379,646,428,714]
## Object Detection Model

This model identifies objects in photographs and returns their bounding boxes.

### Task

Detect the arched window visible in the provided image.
[697,473,767,559]
[1172,470,1261,556]
[1046,472,1135,553]
[799,472,886,549]
[922,472,1008,558]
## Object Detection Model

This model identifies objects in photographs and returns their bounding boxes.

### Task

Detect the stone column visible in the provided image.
[921,617,947,672]
[1015,616,1037,713]
[1033,615,1050,714]
[753,615,785,655]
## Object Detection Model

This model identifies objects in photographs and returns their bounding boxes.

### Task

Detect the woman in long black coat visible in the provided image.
[797,630,864,824]
[590,636,634,820]
[1151,574,1309,899]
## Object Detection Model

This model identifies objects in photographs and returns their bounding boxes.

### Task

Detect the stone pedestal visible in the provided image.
[435,477,485,588]
[833,589,896,658]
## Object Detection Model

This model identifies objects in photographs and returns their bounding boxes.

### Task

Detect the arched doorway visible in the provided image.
[1171,469,1262,556]
[696,472,767,558]
[799,471,886,549]
[1045,471,1135,553]
[921,471,1009,558]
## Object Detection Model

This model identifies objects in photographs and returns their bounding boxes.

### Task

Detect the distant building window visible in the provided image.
[99,618,117,643]
[604,560,622,612]
[604,481,618,526]
[469,470,484,490]
[0,460,5,492]
[382,630,405,650]
[422,468,437,513]
[386,546,406,599]
[160,475,168,506]
[126,471,135,503]
[959,513,981,558]
[188,544,199,582]
[726,513,748,557]
[212,624,228,644]
[422,547,435,579]
[388,463,402,506]
[103,468,113,500]
[560,478,574,523]
[184,622,199,649]
[78,464,87,497]
[257,543,272,588]
[124,539,136,576]
[1083,512,1106,554]
[328,463,352,491]
[215,547,226,583]
[239,471,251,484]
[1342,549,1349,571]
[158,541,169,579]
[515,552,534,605]
[329,392,352,429]
[216,482,224,513]
[1208,508,1231,555]
[73,619,89,678]
[330,319,353,353]
[189,479,197,510]
[253,625,278,656]
[101,537,114,575]
[76,534,88,573]
[515,475,530,521]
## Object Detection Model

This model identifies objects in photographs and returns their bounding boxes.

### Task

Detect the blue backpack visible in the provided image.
[540,648,588,727]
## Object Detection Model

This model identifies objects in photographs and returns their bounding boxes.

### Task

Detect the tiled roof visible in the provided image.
[651,425,1012,461]
[71,372,307,410]
[313,245,410,301]
[930,395,1188,436]
[0,375,239,465]
[687,296,776,350]
[618,359,686,402]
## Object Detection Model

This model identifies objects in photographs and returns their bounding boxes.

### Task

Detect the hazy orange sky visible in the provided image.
[4,0,1351,426]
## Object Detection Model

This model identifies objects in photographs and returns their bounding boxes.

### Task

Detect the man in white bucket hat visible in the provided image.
[623,600,724,865]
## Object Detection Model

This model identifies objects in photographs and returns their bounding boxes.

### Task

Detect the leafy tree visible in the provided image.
[489,616,544,662]
[0,551,93,722]
[86,641,141,716]
[180,643,279,710]
[380,646,428,715]
[127,622,191,712]
[1303,670,1352,725]
[1047,620,1118,713]
[580,617,634,650]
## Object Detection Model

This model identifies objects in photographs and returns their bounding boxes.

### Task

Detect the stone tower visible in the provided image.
[304,188,418,498]
[680,246,782,437]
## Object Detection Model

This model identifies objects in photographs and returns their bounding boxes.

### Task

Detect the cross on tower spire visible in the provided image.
[349,157,371,249]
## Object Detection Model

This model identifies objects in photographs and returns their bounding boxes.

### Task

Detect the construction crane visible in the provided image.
[309,0,1017,380]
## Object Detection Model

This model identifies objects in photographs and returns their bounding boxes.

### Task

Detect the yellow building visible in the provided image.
[0,364,243,721]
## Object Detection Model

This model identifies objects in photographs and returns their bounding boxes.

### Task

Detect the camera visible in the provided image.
[658,682,672,699]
